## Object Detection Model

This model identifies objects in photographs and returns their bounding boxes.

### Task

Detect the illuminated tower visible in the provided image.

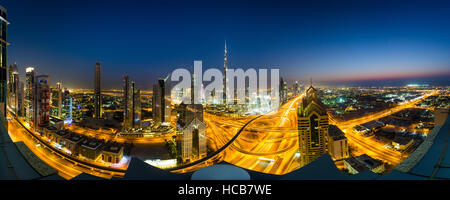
[134,88,141,129]
[122,75,140,130]
[8,63,18,111]
[223,41,228,104]
[94,62,102,118]
[177,103,206,162]
[0,5,8,118]
[298,78,329,167]
[25,67,35,125]
[152,76,170,125]
[50,82,62,118]
[123,75,131,129]
[36,75,50,129]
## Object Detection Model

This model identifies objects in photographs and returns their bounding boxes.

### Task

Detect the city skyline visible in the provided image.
[2,0,450,89]
[1,1,450,185]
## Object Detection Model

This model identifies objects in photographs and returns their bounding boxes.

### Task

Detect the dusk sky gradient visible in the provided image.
[2,0,450,89]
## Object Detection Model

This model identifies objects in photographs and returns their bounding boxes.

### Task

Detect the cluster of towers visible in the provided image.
[93,62,142,131]
[6,66,51,131]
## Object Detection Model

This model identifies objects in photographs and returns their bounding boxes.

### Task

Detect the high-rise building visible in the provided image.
[177,103,206,162]
[293,81,299,97]
[36,75,50,129]
[280,77,288,105]
[25,67,36,125]
[223,41,228,104]
[16,81,24,117]
[122,75,141,130]
[0,5,8,119]
[50,83,62,118]
[298,79,329,167]
[123,75,132,129]
[61,89,73,122]
[94,62,102,119]
[8,63,18,112]
[134,88,141,128]
[152,77,170,125]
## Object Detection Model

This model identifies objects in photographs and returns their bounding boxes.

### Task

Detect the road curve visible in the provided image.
[166,114,264,172]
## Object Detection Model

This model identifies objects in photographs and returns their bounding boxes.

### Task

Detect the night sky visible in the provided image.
[2,0,450,89]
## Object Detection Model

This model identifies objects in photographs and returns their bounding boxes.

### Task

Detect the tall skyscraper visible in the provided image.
[36,75,50,129]
[298,79,329,167]
[152,77,170,125]
[25,67,36,125]
[61,89,73,122]
[177,103,206,162]
[17,81,24,117]
[223,41,228,104]
[293,81,299,97]
[122,75,141,130]
[50,82,62,118]
[94,62,102,119]
[280,77,287,105]
[133,88,141,128]
[0,5,8,119]
[8,63,18,112]
[123,75,131,129]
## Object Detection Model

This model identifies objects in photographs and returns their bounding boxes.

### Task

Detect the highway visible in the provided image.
[7,112,127,179]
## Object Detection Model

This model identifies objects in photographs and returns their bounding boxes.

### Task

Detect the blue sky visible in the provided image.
[2,0,450,89]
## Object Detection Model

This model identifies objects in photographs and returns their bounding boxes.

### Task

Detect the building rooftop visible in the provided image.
[355,154,383,169]
[361,120,384,130]
[329,124,347,140]
[80,138,103,150]
[393,136,413,145]
[54,129,70,137]
[103,143,123,154]
[66,133,83,143]
[344,157,369,173]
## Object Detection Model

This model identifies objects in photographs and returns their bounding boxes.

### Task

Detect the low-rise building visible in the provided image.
[392,136,414,151]
[344,154,385,174]
[53,129,70,146]
[101,143,124,164]
[49,117,64,130]
[355,154,385,174]
[64,133,83,155]
[78,138,104,161]
[344,157,368,174]
[42,126,58,141]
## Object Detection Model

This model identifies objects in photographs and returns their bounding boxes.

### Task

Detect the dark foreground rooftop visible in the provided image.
[1,115,449,180]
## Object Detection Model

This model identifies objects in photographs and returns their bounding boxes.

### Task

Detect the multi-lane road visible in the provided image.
[7,88,438,178]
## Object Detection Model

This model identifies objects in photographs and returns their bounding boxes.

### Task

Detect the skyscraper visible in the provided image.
[61,89,73,122]
[94,62,102,119]
[152,77,170,125]
[223,41,228,104]
[50,82,62,118]
[8,63,18,112]
[280,77,287,105]
[123,75,131,129]
[36,75,50,129]
[134,88,141,129]
[25,67,36,125]
[298,79,329,167]
[177,103,206,162]
[293,81,299,97]
[0,5,8,119]
[17,81,24,117]
[122,75,141,130]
